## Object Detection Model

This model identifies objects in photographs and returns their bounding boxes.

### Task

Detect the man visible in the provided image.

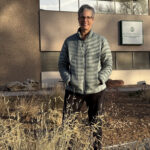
[58,4,112,150]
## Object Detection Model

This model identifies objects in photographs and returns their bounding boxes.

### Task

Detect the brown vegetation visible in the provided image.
[0,85,149,150]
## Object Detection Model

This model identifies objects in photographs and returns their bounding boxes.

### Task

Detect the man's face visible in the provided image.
[78,9,94,33]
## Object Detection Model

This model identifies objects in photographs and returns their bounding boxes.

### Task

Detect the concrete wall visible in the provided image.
[0,0,40,85]
[41,70,150,87]
[110,70,150,85]
[40,10,150,52]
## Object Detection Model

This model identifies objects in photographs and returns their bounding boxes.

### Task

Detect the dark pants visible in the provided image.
[63,90,105,150]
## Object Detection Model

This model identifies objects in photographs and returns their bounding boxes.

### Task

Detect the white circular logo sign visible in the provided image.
[130,27,135,32]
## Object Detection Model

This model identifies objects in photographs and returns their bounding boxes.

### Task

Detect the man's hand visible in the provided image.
[99,80,103,85]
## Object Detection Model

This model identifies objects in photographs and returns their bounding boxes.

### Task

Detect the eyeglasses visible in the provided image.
[79,16,93,20]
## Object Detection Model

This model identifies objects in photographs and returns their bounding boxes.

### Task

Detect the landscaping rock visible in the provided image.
[106,79,124,88]
[137,80,146,85]
[4,79,39,91]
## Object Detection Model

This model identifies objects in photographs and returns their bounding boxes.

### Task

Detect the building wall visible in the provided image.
[110,70,150,85]
[0,0,149,86]
[40,10,150,86]
[40,10,150,52]
[0,0,41,85]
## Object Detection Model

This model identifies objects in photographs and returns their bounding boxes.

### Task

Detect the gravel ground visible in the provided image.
[102,87,150,149]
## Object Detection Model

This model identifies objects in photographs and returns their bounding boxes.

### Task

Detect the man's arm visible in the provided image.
[98,38,112,84]
[58,40,70,85]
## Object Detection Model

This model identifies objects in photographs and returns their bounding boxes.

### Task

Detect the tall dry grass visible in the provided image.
[0,85,150,150]
[0,91,101,150]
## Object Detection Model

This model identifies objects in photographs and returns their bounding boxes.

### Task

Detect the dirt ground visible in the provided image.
[102,86,150,147]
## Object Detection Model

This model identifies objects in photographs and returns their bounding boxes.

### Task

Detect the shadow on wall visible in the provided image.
[40,10,78,51]
[0,0,40,85]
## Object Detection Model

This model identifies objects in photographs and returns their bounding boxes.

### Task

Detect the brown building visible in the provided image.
[0,0,41,86]
[0,0,150,88]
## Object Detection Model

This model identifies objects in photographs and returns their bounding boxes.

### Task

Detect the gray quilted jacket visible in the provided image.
[58,29,112,94]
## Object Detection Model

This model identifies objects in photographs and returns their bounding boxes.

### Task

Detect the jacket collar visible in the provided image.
[77,28,93,40]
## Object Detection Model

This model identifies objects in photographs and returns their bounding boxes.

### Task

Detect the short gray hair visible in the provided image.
[78,4,95,17]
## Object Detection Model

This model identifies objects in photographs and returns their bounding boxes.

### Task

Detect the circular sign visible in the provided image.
[130,26,135,32]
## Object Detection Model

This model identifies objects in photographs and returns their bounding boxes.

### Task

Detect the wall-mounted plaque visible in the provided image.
[120,21,143,45]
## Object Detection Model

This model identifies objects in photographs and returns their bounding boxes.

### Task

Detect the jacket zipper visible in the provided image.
[83,41,86,94]
[84,52,86,94]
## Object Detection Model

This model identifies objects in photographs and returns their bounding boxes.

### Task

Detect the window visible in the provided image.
[41,51,150,72]
[79,0,97,9]
[60,0,78,12]
[40,0,149,15]
[41,52,60,71]
[40,0,59,11]
[115,0,132,15]
[133,0,149,15]
[116,52,133,70]
[115,0,149,15]
[133,52,149,69]
[114,51,150,70]
[96,0,115,14]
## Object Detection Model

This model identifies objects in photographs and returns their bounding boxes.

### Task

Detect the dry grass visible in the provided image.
[0,95,97,150]
[0,85,149,150]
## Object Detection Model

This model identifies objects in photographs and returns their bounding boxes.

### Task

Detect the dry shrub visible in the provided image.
[0,95,102,150]
[36,113,96,150]
[0,87,150,150]
[0,97,11,117]
[16,98,40,118]
[49,83,65,98]
[0,119,35,150]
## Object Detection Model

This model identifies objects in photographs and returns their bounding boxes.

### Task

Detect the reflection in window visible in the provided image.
[40,0,149,15]
[116,52,133,70]
[133,52,150,69]
[115,0,132,15]
[96,0,115,14]
[60,0,78,12]
[80,0,97,10]
[133,0,149,15]
[41,52,60,71]
[40,0,59,11]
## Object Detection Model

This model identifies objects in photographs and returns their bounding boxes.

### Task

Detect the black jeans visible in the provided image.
[63,90,105,150]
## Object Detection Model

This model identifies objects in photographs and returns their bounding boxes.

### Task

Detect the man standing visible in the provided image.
[58,4,112,150]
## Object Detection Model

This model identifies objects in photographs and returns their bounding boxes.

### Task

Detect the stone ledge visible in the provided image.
[104,138,150,150]
[0,85,150,97]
